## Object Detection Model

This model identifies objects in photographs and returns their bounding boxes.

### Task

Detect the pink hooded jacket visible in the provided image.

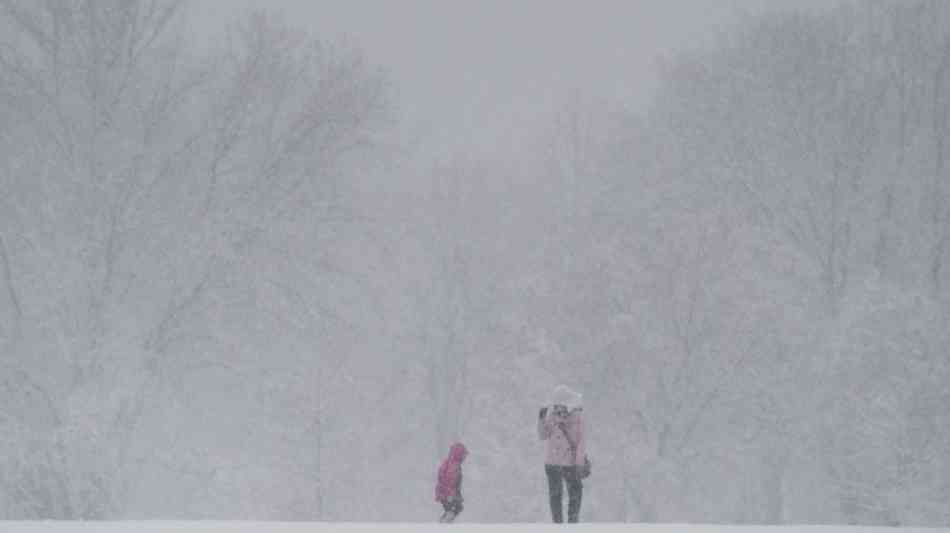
[538,409,585,466]
[435,443,467,502]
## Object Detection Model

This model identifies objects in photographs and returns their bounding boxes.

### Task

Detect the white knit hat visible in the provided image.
[550,384,583,411]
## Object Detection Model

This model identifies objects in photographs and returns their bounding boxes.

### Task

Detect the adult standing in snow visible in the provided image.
[538,385,586,523]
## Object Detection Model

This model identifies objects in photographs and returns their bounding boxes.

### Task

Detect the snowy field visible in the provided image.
[1,524,948,533]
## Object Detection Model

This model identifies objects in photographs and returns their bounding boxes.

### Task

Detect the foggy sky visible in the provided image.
[190,0,836,157]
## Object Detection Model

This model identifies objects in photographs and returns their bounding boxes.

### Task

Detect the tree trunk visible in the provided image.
[761,458,785,524]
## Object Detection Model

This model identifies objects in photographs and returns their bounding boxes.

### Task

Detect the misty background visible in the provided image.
[1,0,949,525]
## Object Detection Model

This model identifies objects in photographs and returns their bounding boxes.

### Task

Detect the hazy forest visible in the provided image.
[1,0,949,526]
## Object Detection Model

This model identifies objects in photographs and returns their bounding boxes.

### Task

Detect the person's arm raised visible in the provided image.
[538,407,553,440]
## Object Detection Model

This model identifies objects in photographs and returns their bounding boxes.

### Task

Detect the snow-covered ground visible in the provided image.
[1,524,947,533]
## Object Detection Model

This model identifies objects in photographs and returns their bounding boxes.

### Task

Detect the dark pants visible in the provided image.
[439,497,463,522]
[545,464,583,523]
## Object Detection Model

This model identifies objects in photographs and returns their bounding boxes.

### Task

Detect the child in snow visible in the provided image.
[435,442,467,523]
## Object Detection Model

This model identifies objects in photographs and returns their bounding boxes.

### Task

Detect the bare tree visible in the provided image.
[0,1,390,519]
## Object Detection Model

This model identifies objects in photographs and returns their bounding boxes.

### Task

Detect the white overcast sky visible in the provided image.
[190,1,835,156]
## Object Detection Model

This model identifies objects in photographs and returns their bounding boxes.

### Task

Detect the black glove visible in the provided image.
[539,407,548,419]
